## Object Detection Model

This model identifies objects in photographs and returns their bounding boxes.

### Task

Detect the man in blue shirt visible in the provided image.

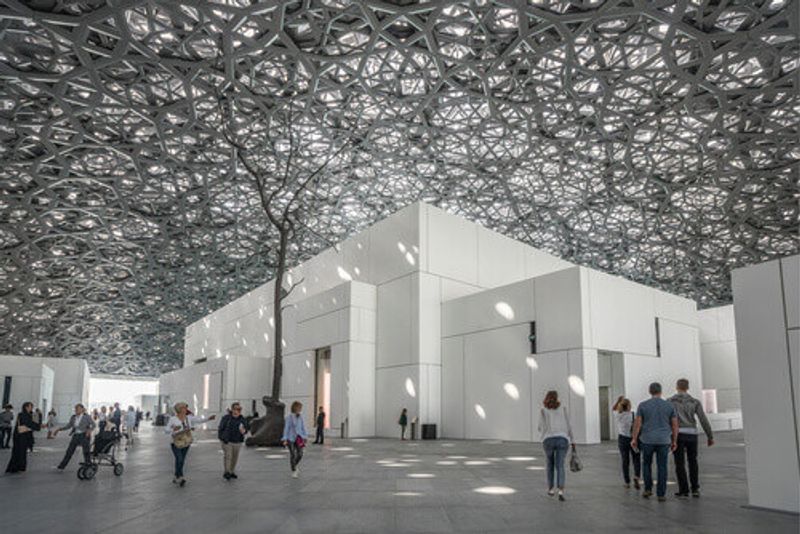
[632,382,678,501]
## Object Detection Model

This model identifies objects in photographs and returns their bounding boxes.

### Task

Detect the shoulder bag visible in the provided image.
[172,418,193,449]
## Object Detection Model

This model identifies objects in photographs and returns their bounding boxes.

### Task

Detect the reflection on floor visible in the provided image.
[0,427,797,533]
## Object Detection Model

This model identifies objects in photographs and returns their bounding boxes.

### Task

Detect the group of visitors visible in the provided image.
[3,400,150,474]
[164,400,325,486]
[537,378,712,502]
[4,381,713,498]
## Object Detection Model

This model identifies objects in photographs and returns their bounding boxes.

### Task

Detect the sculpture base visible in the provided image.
[245,398,285,447]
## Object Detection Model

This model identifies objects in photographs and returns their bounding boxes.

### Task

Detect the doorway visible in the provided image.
[314,347,331,429]
[598,386,610,441]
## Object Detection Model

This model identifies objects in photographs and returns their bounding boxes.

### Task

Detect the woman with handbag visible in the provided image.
[165,402,215,486]
[538,391,574,501]
[5,402,41,473]
[612,396,641,489]
[281,401,308,478]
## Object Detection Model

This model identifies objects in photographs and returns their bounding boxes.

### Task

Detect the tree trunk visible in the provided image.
[271,227,289,401]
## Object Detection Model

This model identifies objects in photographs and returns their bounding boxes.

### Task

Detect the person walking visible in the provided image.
[46,410,57,439]
[669,378,714,498]
[538,390,574,501]
[5,402,40,473]
[165,402,215,487]
[632,382,678,502]
[0,404,13,449]
[54,404,95,471]
[313,406,326,445]
[111,403,122,429]
[281,401,308,478]
[612,396,641,489]
[124,406,137,445]
[217,402,249,480]
[399,408,408,440]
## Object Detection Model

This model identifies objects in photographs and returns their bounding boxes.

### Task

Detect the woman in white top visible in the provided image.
[612,396,641,489]
[124,406,137,445]
[538,390,574,500]
[165,402,215,486]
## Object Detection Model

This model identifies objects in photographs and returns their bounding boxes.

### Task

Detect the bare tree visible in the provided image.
[216,88,358,445]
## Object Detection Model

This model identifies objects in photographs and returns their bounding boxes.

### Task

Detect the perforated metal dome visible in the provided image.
[1,0,797,374]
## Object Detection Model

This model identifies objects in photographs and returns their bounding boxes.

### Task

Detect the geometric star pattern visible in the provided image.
[0,0,797,375]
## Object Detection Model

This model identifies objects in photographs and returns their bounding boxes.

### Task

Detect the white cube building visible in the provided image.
[161,203,706,443]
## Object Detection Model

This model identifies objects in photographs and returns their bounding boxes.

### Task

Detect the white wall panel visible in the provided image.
[463,324,532,442]
[426,205,478,285]
[417,273,442,366]
[442,279,534,338]
[523,247,573,279]
[419,363,441,427]
[588,270,657,356]
[441,337,465,439]
[477,226,526,288]
[281,351,315,398]
[347,341,376,437]
[653,288,697,325]
[440,278,483,302]
[659,319,703,398]
[376,274,414,368]
[534,268,583,352]
[367,203,421,285]
[732,258,800,513]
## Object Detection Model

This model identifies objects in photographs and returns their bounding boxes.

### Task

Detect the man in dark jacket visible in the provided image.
[669,378,714,498]
[313,407,326,444]
[217,402,249,480]
[55,404,95,470]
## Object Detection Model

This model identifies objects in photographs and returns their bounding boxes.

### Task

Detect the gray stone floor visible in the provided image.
[0,427,797,534]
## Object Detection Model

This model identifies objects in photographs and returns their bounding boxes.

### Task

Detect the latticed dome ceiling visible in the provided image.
[1,0,798,375]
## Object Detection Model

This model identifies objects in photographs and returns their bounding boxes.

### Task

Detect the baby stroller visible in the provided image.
[77,426,124,480]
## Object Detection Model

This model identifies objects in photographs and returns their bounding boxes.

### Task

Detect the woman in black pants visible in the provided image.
[613,396,641,489]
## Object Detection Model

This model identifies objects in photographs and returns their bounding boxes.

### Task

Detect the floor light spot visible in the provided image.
[474,486,516,495]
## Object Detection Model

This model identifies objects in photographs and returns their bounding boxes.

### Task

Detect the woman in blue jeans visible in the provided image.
[538,390,575,501]
[165,402,215,486]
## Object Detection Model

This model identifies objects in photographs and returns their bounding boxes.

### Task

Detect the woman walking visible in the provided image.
[398,408,408,440]
[5,402,41,473]
[613,396,641,489]
[218,402,249,480]
[165,402,215,486]
[538,391,574,501]
[281,401,307,478]
[124,406,137,445]
[46,410,57,439]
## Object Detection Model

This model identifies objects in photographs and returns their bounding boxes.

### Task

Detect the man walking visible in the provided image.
[54,403,95,470]
[217,402,249,480]
[670,378,714,498]
[632,382,678,502]
[0,405,13,448]
[313,406,326,445]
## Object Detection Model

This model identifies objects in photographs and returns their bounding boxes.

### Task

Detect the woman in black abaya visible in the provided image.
[5,402,40,473]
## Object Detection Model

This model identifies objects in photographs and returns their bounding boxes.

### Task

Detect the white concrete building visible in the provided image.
[0,355,89,422]
[162,203,707,443]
